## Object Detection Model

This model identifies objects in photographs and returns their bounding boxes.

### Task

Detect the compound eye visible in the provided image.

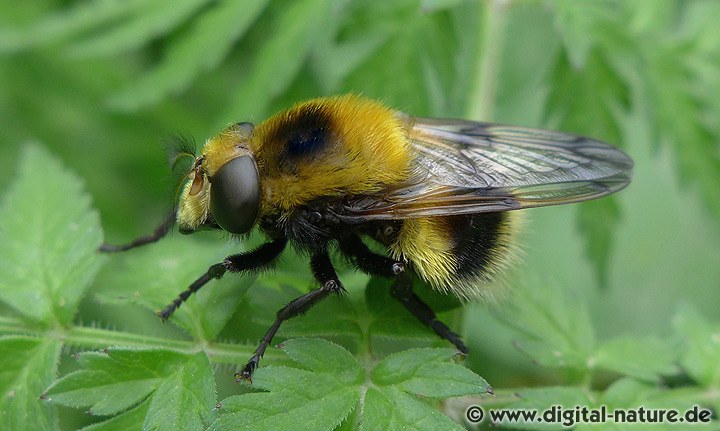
[209,155,260,234]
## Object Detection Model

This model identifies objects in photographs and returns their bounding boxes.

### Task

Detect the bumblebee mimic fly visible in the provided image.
[101,95,633,381]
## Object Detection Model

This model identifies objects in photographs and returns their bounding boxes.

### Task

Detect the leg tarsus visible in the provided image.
[235,355,260,383]
[157,239,286,320]
[156,270,218,320]
[237,251,342,383]
[99,212,175,253]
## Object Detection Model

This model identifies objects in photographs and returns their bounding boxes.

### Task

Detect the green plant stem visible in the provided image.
[467,0,511,120]
[0,315,282,364]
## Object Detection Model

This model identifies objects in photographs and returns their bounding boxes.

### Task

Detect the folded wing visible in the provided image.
[333,117,633,222]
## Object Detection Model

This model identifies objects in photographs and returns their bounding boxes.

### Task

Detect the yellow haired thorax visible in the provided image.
[177,95,412,227]
[253,94,412,213]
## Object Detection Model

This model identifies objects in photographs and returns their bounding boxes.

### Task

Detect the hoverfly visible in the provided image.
[102,95,633,381]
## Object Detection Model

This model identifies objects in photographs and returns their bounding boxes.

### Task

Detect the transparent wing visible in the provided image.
[332,117,633,222]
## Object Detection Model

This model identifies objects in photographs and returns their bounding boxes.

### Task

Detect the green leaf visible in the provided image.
[211,339,361,430]
[96,236,252,341]
[224,0,334,121]
[0,0,152,53]
[0,144,104,325]
[513,386,594,410]
[550,0,618,68]
[592,336,678,382]
[109,0,269,110]
[69,0,212,58]
[361,386,465,431]
[45,349,215,428]
[372,348,491,398]
[44,349,186,415]
[644,38,720,221]
[280,338,362,380]
[500,387,594,430]
[310,27,390,93]
[493,3,560,124]
[143,352,216,430]
[420,0,464,12]
[275,267,366,341]
[599,378,718,430]
[544,47,630,285]
[80,402,149,431]
[341,1,444,114]
[673,305,720,388]
[0,336,62,431]
[275,292,363,340]
[499,279,595,371]
[601,378,709,411]
[212,338,487,430]
[212,385,357,431]
[46,368,157,416]
[212,369,358,431]
[576,198,621,287]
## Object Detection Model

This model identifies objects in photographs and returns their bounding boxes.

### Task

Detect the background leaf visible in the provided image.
[0,144,104,325]
[592,336,678,382]
[672,306,720,389]
[212,339,488,431]
[96,234,253,341]
[142,352,216,431]
[45,349,192,414]
[362,386,465,431]
[44,349,216,429]
[0,336,62,431]
[371,348,491,398]
[497,278,596,372]
[109,0,269,110]
[211,339,362,431]
[1,0,720,429]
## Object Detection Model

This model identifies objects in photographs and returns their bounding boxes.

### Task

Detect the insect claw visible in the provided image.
[236,356,260,383]
[155,308,171,321]
[234,371,252,384]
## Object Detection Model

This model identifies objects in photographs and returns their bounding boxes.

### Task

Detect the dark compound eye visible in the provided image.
[209,155,260,234]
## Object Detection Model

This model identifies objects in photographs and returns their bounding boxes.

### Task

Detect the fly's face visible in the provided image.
[177,122,260,235]
[177,155,212,233]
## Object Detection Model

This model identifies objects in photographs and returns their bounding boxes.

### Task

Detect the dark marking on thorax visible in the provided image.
[279,108,333,159]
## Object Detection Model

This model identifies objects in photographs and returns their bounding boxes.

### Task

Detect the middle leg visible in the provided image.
[236,250,345,382]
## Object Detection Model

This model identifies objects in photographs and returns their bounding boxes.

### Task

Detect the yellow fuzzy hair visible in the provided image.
[391,212,523,301]
[252,95,413,214]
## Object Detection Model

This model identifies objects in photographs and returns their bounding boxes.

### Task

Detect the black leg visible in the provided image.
[389,271,468,354]
[236,251,345,383]
[339,235,468,354]
[157,238,287,320]
[99,212,176,252]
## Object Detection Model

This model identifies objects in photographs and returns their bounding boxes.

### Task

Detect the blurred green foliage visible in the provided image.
[1,0,719,430]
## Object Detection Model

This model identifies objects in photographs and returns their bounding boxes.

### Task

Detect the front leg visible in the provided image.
[99,211,176,252]
[158,238,287,319]
[236,250,345,383]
